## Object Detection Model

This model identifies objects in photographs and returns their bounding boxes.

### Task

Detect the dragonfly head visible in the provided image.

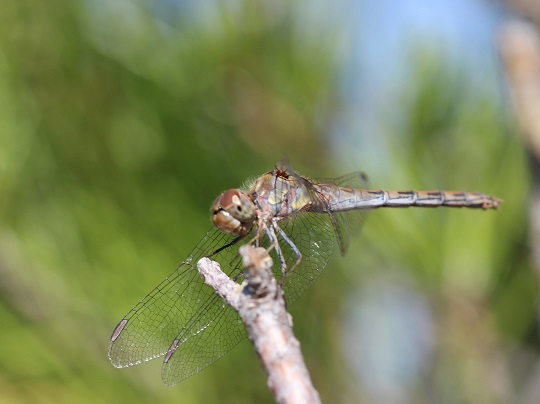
[212,189,255,236]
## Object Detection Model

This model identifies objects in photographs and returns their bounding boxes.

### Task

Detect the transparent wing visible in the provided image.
[161,211,335,384]
[160,283,245,385]
[273,212,334,304]
[108,227,245,373]
[313,172,370,255]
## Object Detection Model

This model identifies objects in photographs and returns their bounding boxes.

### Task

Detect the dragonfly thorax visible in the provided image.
[212,189,256,236]
[250,171,314,218]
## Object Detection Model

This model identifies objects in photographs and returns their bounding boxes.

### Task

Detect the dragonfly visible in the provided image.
[108,162,501,385]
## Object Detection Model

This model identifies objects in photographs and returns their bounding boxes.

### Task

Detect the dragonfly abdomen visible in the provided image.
[328,188,501,211]
[382,190,500,209]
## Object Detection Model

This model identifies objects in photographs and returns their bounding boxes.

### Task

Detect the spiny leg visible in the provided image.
[272,220,302,286]
[262,224,288,279]
[208,234,244,258]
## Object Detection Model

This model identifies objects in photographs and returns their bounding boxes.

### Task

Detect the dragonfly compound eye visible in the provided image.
[211,189,255,236]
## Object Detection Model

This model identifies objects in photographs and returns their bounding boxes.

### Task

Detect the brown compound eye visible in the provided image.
[211,189,255,236]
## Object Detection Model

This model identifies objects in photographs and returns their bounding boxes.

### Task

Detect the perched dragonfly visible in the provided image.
[108,162,501,385]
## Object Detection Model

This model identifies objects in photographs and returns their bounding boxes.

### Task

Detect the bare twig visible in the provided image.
[499,20,540,277]
[499,20,540,159]
[197,245,320,404]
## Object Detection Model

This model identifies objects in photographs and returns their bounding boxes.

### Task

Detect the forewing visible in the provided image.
[108,227,245,376]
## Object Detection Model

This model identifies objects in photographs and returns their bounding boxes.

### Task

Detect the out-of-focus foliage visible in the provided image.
[0,0,532,403]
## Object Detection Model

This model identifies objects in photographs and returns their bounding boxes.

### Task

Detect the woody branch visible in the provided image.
[197,245,320,404]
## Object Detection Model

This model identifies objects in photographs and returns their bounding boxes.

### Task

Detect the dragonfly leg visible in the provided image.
[262,223,288,279]
[207,234,244,258]
[227,222,279,284]
[247,216,270,248]
[272,220,302,286]
[229,226,266,283]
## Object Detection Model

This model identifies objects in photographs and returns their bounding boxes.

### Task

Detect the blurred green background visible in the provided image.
[0,1,533,403]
